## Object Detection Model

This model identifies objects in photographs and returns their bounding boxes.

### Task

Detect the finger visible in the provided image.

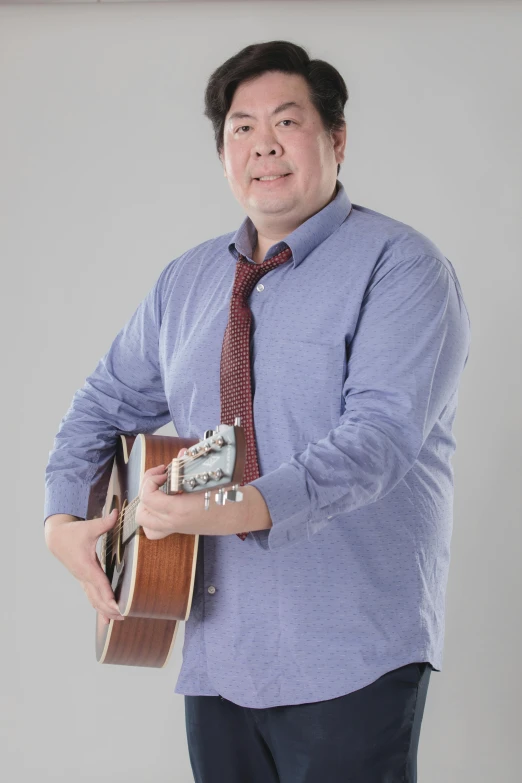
[142,464,167,478]
[93,572,121,611]
[136,502,167,534]
[85,586,122,622]
[139,470,167,497]
[93,582,124,621]
[142,525,167,541]
[178,447,188,458]
[139,480,168,507]
[141,465,167,480]
[89,508,119,538]
[83,580,119,617]
[82,581,124,621]
[143,473,168,490]
[83,562,121,611]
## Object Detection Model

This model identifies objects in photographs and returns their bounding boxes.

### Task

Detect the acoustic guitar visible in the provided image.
[95,421,246,668]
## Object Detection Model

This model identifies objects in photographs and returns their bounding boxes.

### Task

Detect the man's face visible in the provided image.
[220,71,346,231]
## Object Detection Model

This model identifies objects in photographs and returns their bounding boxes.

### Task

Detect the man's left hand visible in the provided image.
[135,448,272,539]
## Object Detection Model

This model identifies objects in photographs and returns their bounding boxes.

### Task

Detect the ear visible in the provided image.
[219,151,227,177]
[332,123,347,167]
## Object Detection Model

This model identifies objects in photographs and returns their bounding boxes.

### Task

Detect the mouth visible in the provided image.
[253,173,292,183]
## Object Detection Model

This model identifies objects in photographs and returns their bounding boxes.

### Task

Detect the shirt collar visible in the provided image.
[227,179,352,268]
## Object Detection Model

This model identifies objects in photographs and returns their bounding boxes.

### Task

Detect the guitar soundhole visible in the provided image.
[115,499,127,571]
[102,495,125,584]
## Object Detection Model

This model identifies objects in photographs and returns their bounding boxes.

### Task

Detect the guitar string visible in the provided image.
[100,436,240,559]
[101,458,186,559]
[100,458,184,561]
[100,469,228,563]
[100,450,232,560]
[100,432,236,546]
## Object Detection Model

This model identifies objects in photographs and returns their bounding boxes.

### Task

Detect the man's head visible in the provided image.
[204,41,348,243]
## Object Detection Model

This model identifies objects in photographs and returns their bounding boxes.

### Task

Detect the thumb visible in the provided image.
[93,508,119,534]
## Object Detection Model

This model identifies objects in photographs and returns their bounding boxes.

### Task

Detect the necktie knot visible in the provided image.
[233,247,292,303]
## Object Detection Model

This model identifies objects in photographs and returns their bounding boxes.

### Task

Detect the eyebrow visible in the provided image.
[227,101,305,123]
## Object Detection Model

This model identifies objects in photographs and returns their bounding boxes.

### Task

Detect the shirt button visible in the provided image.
[256,283,264,292]
[207,585,216,595]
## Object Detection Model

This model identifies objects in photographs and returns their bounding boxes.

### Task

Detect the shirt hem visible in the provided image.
[173,651,440,708]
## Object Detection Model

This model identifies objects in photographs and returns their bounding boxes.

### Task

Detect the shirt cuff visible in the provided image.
[249,463,314,551]
[43,478,92,524]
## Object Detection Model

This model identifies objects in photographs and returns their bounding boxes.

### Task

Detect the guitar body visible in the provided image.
[96,433,198,667]
[95,424,245,668]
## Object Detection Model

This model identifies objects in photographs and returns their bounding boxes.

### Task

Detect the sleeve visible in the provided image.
[43,263,174,524]
[250,254,471,552]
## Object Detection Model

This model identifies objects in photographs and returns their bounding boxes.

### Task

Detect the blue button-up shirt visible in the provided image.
[44,180,471,708]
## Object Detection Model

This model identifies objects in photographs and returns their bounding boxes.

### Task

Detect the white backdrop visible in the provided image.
[1,2,521,781]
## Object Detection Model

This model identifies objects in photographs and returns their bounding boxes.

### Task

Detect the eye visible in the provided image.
[234,120,296,134]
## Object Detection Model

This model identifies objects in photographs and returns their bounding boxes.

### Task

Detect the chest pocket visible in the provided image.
[252,337,346,450]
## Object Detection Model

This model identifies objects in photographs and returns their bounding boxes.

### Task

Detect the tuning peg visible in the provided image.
[204,430,214,439]
[224,485,243,503]
[204,491,211,511]
[215,487,226,506]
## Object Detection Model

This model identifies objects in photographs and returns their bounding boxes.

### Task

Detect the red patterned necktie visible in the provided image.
[220,246,293,540]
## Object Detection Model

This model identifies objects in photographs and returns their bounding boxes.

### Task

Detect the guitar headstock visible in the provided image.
[165,423,246,505]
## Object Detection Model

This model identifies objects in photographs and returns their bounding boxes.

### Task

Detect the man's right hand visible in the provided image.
[44,510,124,626]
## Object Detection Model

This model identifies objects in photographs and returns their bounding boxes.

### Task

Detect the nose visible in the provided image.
[252,130,283,158]
[255,147,280,157]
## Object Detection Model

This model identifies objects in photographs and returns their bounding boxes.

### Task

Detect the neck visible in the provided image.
[252,235,282,264]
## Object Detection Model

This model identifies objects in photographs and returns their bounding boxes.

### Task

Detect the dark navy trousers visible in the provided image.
[185,662,432,783]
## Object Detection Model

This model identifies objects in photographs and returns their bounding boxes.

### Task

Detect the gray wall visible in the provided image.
[2,2,520,781]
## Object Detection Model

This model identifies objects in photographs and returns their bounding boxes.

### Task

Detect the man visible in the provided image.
[45,41,471,782]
